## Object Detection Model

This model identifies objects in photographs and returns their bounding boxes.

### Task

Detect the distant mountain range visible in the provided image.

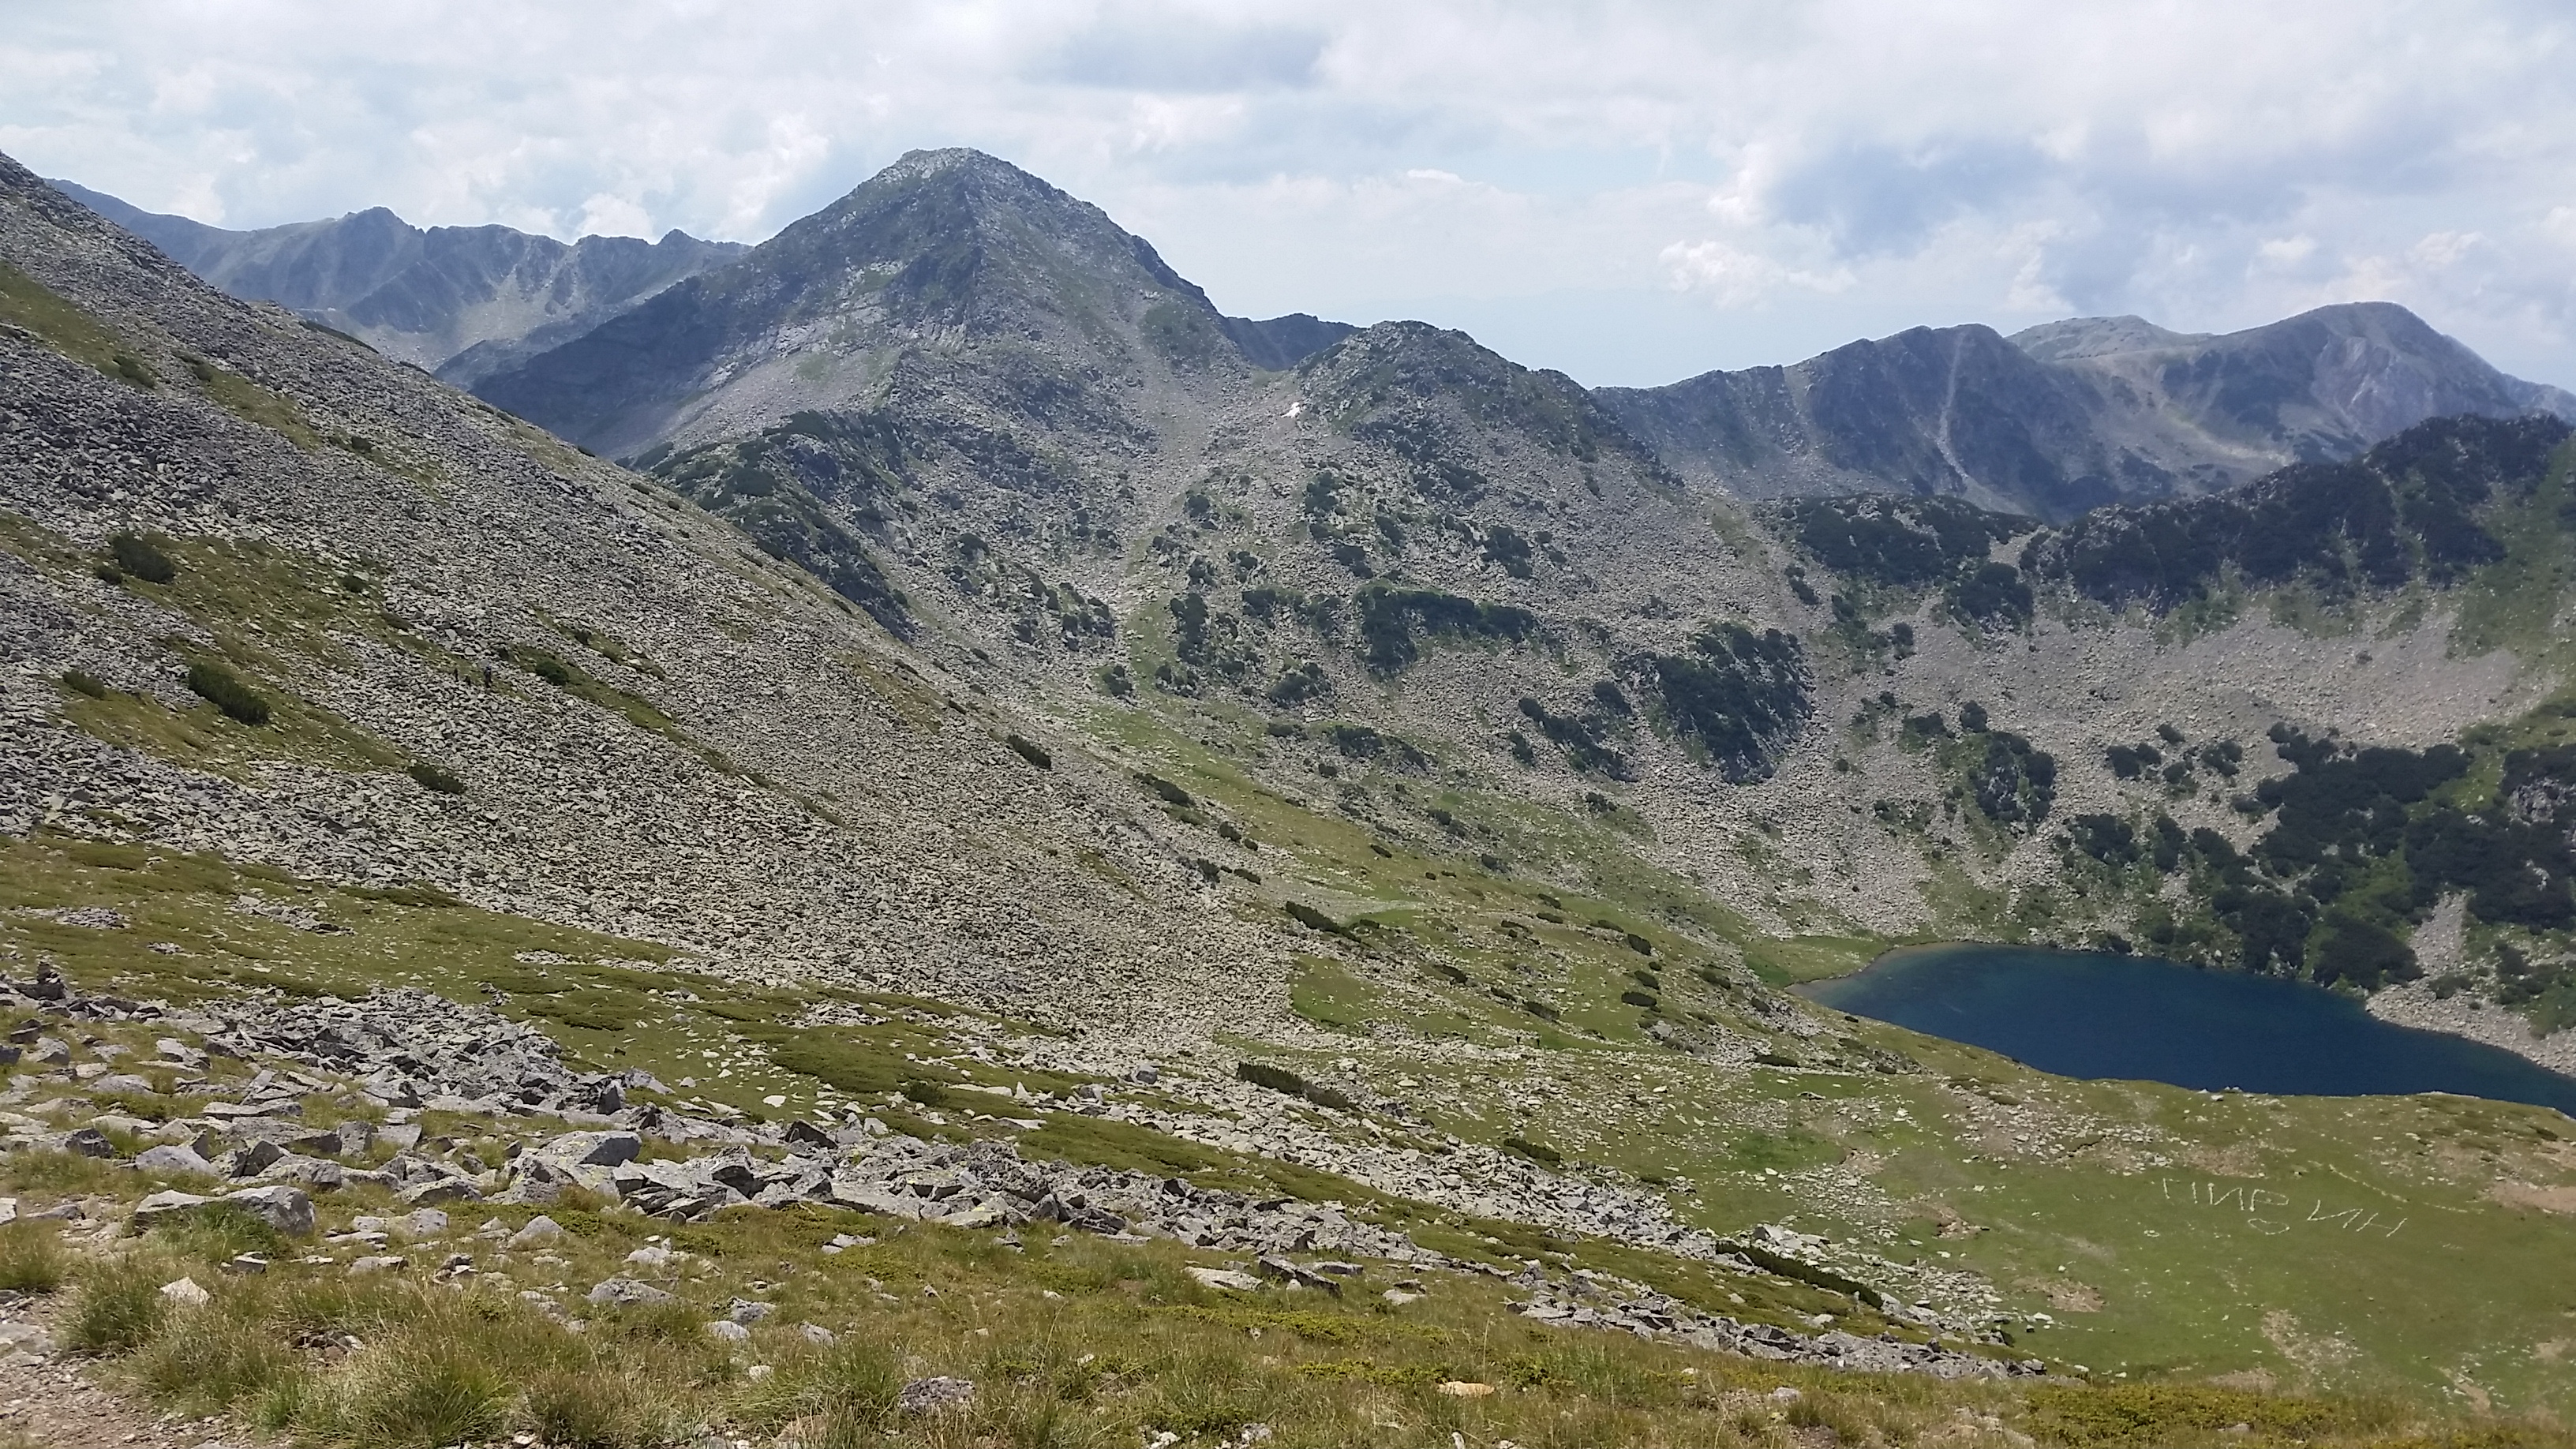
[1603,306,2576,519]
[53,162,2576,522]
[47,178,747,385]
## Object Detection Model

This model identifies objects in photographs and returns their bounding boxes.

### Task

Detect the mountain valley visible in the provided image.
[7,144,2576,1447]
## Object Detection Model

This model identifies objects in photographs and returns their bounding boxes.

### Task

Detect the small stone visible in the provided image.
[1769,1387,1803,1402]
[1186,1266,1262,1291]
[1382,1289,1425,1306]
[60,1127,114,1158]
[706,1319,751,1342]
[746,1363,774,1381]
[507,1215,566,1249]
[396,1208,449,1239]
[223,1253,270,1275]
[1438,1381,1496,1398]
[159,1277,212,1308]
[348,1256,406,1274]
[726,1297,776,1325]
[896,1376,975,1413]
[797,1323,837,1344]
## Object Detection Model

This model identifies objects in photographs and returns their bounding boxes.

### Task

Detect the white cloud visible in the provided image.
[2,1,2573,385]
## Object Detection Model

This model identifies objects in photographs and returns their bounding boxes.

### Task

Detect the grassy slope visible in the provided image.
[2,881,2563,1447]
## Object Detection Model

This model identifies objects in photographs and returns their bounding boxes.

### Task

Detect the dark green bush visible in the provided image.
[1619,990,1659,1010]
[59,668,108,698]
[108,532,175,584]
[1003,734,1052,769]
[1284,902,1343,936]
[407,762,467,795]
[185,661,271,725]
[1136,773,1195,807]
[1501,1136,1562,1167]
[1235,1061,1306,1096]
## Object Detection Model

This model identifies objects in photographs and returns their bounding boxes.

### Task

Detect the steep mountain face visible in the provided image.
[474,147,1261,457]
[45,178,745,384]
[1601,305,2576,519]
[0,151,1274,1021]
[471,148,1367,642]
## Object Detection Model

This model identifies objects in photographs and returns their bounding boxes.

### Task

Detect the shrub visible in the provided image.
[1002,734,1052,769]
[108,532,176,584]
[1619,990,1660,1010]
[1284,902,1343,935]
[1135,772,1194,807]
[0,1222,66,1294]
[185,661,271,725]
[1502,1136,1563,1166]
[59,668,107,698]
[406,762,466,795]
[1236,1061,1307,1096]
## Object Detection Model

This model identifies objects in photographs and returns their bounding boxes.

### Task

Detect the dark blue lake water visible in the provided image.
[1803,943,2576,1116]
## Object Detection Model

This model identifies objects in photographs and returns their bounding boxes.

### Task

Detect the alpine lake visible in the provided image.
[1803,942,2576,1114]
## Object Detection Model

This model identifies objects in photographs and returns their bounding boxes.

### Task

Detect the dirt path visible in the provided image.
[0,1294,240,1449]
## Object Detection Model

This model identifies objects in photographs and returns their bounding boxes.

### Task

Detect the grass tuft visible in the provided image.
[0,1222,67,1294]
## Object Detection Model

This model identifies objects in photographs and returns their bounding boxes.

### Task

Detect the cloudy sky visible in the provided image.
[6,0,2573,388]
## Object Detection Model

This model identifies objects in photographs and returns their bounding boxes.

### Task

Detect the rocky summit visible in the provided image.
[6,140,2576,1448]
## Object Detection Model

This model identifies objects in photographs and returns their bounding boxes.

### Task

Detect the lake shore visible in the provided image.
[2366,978,2576,1078]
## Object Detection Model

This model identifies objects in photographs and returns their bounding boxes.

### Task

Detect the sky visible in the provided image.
[4,0,2574,389]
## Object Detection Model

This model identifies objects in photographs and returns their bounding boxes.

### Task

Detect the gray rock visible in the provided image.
[221,1185,316,1237]
[896,1376,975,1413]
[399,1178,482,1208]
[725,1297,776,1325]
[396,1208,450,1239]
[59,1127,114,1158]
[134,1144,215,1175]
[536,1129,642,1168]
[705,1319,750,1342]
[586,1277,676,1307]
[224,1140,284,1177]
[130,1190,214,1228]
[1186,1266,1262,1291]
[507,1215,566,1249]
[158,1276,211,1308]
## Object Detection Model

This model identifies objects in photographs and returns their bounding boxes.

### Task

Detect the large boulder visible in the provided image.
[133,1144,215,1175]
[222,1185,316,1237]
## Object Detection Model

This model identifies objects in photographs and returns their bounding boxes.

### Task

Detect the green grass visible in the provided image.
[0,261,146,382]
[31,1159,2546,1449]
[1744,934,1889,985]
[182,354,321,449]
